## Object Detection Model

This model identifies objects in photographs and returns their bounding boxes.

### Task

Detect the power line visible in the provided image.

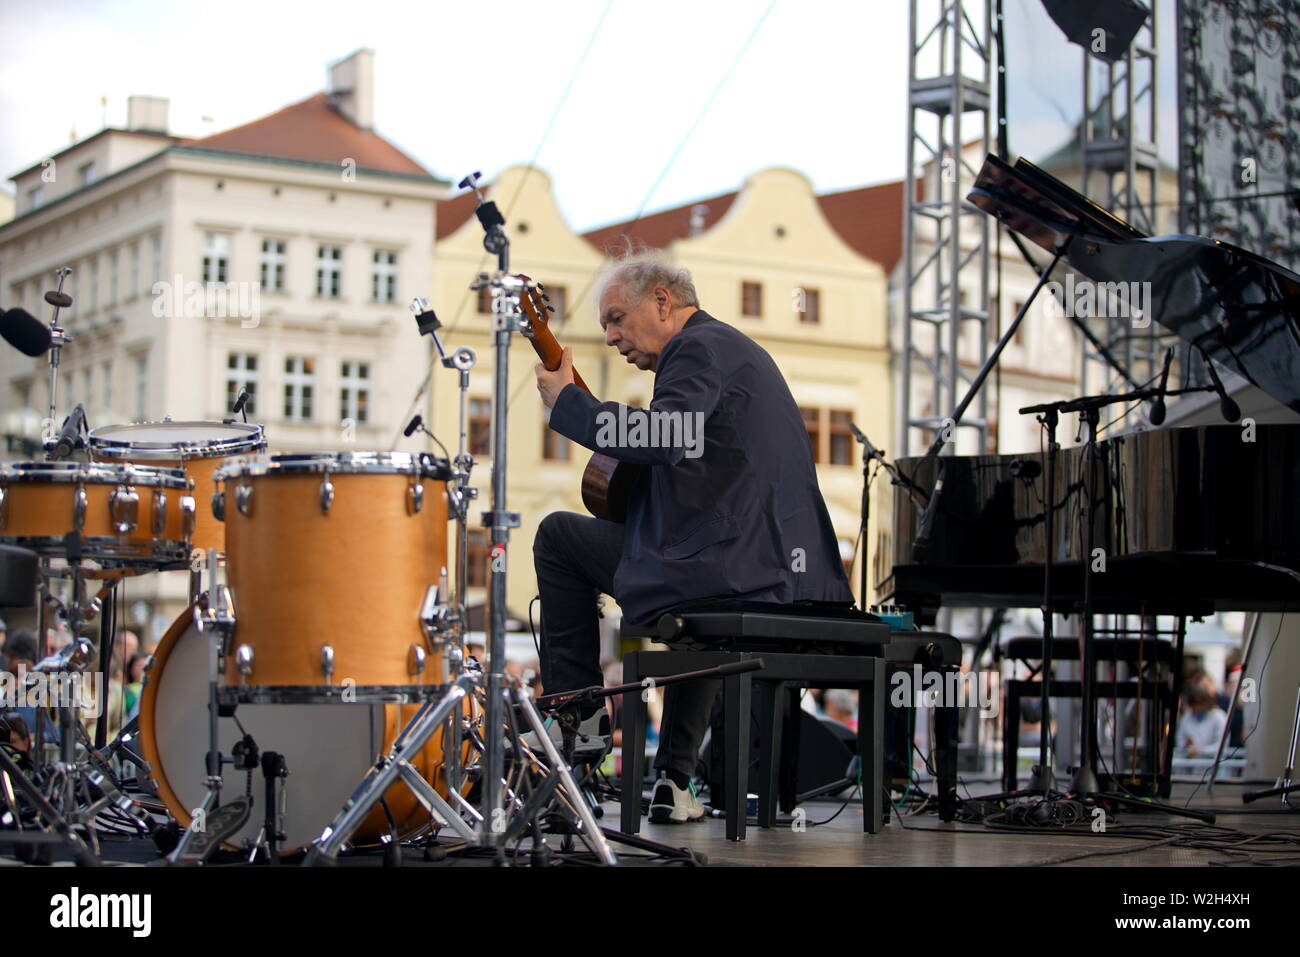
[389,0,615,449]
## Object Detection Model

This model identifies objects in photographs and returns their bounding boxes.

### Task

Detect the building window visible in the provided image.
[542,411,569,461]
[27,186,44,211]
[226,353,258,416]
[260,239,286,293]
[545,284,568,323]
[128,242,141,299]
[801,407,821,462]
[202,233,230,284]
[102,360,113,411]
[741,281,763,317]
[151,233,163,284]
[89,258,100,313]
[1012,300,1027,345]
[477,285,493,314]
[340,360,370,425]
[79,162,96,186]
[315,245,342,298]
[82,368,93,411]
[466,530,489,588]
[798,287,821,324]
[133,353,148,421]
[371,249,398,303]
[829,410,853,465]
[283,356,315,422]
[108,250,119,306]
[469,398,492,456]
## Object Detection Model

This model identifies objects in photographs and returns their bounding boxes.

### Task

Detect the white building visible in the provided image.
[0,50,448,638]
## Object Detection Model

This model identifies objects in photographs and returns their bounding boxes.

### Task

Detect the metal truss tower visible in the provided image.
[1076,6,1176,403]
[901,0,993,457]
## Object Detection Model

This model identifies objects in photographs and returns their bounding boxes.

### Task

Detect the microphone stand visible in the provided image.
[1017,390,1214,823]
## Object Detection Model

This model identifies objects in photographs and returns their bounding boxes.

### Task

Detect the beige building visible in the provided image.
[1,50,447,640]
[431,165,892,626]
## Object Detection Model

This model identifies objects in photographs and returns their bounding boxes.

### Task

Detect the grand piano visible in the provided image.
[886,157,1300,623]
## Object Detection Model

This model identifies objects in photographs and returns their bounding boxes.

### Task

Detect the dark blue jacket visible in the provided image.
[549,310,853,624]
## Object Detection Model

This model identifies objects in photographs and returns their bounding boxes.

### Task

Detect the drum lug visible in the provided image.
[110,485,140,534]
[407,481,424,515]
[0,486,6,531]
[151,489,167,536]
[180,495,197,537]
[320,644,335,681]
[73,483,87,532]
[236,483,253,517]
[234,643,254,679]
[211,489,225,522]
[407,643,427,676]
[320,474,335,513]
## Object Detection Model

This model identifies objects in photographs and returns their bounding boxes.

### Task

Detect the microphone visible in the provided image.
[47,404,87,461]
[1149,347,1174,426]
[1,308,53,357]
[1199,349,1241,423]
[404,415,424,438]
[232,388,249,414]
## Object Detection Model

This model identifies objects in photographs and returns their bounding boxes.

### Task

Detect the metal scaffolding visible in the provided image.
[1076,5,1175,403]
[901,0,993,458]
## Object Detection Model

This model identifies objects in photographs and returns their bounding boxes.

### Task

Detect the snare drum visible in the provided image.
[0,461,193,568]
[138,605,473,852]
[214,452,452,699]
[88,421,266,555]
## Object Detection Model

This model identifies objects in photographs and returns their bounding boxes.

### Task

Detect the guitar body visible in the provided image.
[581,451,639,523]
[519,277,643,523]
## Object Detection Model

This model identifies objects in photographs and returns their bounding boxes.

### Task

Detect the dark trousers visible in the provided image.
[533,511,718,779]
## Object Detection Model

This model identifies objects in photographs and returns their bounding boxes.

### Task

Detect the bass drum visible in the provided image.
[138,605,473,853]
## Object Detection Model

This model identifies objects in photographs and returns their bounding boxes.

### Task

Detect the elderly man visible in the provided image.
[533,255,851,823]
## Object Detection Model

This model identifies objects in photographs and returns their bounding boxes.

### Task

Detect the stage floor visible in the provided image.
[5,781,1296,868]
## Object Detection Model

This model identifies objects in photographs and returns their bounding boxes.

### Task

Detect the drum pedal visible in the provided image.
[173,796,252,864]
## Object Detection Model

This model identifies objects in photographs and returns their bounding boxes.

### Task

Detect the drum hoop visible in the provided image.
[218,684,453,706]
[3,535,191,564]
[88,421,267,460]
[213,451,451,481]
[0,462,190,488]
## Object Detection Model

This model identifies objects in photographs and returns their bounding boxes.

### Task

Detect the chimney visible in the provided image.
[328,49,375,131]
[127,95,169,134]
[688,204,710,236]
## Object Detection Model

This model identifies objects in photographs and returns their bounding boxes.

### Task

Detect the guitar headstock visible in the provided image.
[516,274,553,340]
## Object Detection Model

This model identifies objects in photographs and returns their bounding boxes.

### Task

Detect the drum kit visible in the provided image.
[0,198,628,866]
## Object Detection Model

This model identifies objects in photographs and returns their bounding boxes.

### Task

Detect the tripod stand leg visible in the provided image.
[0,745,99,866]
[511,686,617,865]
[305,680,472,864]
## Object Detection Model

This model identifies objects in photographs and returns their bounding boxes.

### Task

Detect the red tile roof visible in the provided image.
[183,93,433,178]
[582,192,738,254]
[817,180,910,274]
[436,186,481,240]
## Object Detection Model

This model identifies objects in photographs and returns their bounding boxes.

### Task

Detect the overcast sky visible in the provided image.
[1,0,1178,230]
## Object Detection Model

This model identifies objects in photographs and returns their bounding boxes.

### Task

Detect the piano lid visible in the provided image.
[967,154,1300,415]
[1063,234,1300,415]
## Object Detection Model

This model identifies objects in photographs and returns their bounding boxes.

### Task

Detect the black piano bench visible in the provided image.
[618,604,962,841]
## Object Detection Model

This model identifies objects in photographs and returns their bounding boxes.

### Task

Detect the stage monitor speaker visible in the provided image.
[1040,0,1149,64]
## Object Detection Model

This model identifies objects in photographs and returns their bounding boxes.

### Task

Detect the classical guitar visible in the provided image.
[518,277,641,523]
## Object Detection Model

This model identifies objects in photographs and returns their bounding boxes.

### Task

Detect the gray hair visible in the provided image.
[595,253,699,310]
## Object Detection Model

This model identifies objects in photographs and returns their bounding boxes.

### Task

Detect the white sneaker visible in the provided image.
[648,777,705,824]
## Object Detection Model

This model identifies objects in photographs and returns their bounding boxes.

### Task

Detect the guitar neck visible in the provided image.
[528,322,593,397]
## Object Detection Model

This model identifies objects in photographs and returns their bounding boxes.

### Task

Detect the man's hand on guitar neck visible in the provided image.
[535,346,577,409]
